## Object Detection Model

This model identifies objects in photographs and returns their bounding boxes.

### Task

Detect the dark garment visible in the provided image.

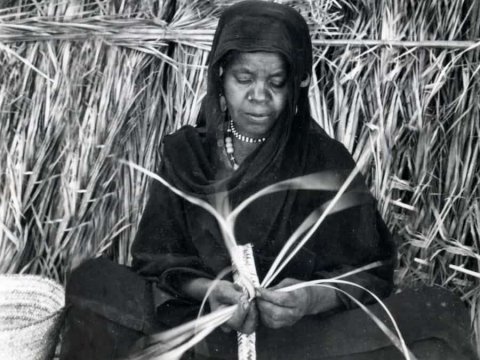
[60,258,478,360]
[205,286,476,360]
[60,258,160,360]
[131,1,396,330]
[131,125,396,330]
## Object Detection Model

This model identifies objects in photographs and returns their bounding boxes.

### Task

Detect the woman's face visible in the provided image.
[222,52,288,138]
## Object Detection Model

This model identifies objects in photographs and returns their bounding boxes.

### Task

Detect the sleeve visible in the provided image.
[308,135,397,309]
[313,206,396,309]
[131,165,214,325]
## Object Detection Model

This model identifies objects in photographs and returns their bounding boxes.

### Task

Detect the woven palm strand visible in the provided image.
[0,275,65,360]
[232,244,260,360]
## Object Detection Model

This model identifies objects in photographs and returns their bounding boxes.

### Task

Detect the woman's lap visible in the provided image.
[60,257,159,360]
[60,259,477,360]
[201,287,477,359]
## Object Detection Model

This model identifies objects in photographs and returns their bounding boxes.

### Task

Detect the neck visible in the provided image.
[230,119,267,143]
[233,141,261,164]
[224,122,264,169]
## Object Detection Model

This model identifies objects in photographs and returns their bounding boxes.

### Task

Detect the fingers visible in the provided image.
[256,279,306,329]
[256,287,296,308]
[268,277,300,292]
[213,281,244,305]
[233,282,244,292]
[212,280,309,332]
[257,298,297,329]
[225,294,250,331]
[209,281,260,333]
[241,301,258,334]
[210,281,248,333]
[222,299,258,334]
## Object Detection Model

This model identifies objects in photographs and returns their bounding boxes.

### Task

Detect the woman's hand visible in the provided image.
[181,278,257,334]
[256,278,311,328]
[256,278,340,329]
[207,280,258,334]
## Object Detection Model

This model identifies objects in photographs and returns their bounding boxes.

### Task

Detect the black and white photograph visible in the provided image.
[0,0,479,359]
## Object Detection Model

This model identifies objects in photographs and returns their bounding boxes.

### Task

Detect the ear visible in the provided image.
[219,95,227,112]
[300,73,310,88]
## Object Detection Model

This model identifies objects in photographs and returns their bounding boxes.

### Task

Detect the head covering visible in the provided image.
[200,0,313,140]
[166,1,315,199]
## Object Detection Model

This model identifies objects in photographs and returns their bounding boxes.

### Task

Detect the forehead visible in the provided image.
[226,52,287,73]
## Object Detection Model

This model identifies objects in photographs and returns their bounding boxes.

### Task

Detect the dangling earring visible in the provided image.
[219,65,227,112]
[219,95,227,112]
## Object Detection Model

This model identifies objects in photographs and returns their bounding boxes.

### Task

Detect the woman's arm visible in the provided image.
[130,170,216,329]
[312,208,396,309]
[256,278,341,329]
[306,135,397,308]
[181,278,258,334]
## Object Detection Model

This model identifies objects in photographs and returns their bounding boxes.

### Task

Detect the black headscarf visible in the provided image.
[163,0,314,199]
[201,0,312,138]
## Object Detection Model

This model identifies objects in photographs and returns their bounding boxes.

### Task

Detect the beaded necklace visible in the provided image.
[224,120,267,170]
[229,119,267,143]
[224,126,240,170]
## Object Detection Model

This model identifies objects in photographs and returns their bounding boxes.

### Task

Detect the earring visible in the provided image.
[219,95,227,112]
[300,73,311,88]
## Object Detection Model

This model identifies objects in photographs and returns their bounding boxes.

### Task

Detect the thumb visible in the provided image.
[269,278,299,291]
[256,287,279,303]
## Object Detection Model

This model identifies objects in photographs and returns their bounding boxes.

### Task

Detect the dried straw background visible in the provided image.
[1,0,479,352]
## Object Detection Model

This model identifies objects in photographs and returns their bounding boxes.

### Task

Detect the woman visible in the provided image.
[61,1,477,359]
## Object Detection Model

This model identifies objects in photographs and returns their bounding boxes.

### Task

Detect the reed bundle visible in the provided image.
[1,0,479,354]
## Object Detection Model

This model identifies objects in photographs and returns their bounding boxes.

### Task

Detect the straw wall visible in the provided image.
[1,0,479,349]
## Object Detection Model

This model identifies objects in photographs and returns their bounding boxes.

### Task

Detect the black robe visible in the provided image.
[127,125,475,360]
[131,124,396,333]
[130,3,395,332]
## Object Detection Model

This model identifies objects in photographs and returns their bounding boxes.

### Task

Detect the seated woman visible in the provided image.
[60,1,477,359]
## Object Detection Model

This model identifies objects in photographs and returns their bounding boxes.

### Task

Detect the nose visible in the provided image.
[249,81,269,102]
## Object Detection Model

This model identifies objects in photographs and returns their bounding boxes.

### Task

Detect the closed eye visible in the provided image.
[235,74,253,84]
[270,79,286,88]
[236,78,252,84]
[270,76,286,88]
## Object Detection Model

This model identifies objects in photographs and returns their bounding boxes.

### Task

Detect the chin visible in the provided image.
[248,124,272,137]
[243,118,276,136]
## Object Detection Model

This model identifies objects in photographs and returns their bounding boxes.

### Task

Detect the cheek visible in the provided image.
[274,91,288,113]
[223,83,243,109]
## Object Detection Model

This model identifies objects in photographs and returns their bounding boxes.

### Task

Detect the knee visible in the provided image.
[410,338,475,360]
[65,257,144,309]
[66,257,117,298]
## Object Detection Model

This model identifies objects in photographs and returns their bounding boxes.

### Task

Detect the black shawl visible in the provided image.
[132,1,396,328]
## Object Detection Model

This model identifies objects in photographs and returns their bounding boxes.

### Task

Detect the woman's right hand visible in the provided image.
[208,280,258,334]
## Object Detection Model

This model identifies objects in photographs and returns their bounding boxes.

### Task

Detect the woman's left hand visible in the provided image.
[256,278,312,329]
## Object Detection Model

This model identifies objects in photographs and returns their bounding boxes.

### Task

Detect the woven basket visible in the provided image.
[0,275,65,360]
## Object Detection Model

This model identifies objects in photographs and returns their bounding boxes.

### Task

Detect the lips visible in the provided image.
[246,112,271,120]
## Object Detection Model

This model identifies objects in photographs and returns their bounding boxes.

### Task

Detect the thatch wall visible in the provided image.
[1,0,479,350]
